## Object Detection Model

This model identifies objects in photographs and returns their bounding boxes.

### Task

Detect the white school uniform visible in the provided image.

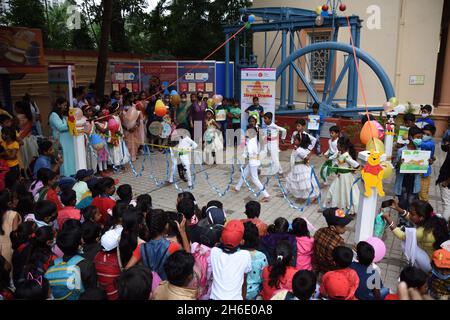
[285,146,320,199]
[324,138,339,160]
[261,122,287,175]
[170,136,198,187]
[235,130,270,198]
[290,130,317,151]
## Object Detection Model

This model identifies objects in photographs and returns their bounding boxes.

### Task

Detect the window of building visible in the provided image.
[308,32,332,83]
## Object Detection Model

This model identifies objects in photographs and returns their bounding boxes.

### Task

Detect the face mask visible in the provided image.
[422,135,432,142]
[421,113,429,118]
[412,138,422,147]
[181,99,187,103]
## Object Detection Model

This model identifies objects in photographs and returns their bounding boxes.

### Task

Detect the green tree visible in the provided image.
[6,0,48,42]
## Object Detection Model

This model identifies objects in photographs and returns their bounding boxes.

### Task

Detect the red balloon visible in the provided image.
[339,3,346,11]
[322,4,329,11]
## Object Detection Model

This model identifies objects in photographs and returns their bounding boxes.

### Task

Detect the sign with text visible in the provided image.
[400,150,431,174]
[177,61,215,95]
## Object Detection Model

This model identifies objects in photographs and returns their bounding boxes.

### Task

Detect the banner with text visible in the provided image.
[177,61,216,97]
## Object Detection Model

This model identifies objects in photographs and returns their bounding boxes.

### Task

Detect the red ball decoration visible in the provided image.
[339,3,346,11]
[322,4,329,11]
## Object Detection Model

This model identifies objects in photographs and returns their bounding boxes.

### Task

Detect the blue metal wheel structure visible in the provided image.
[223,5,396,117]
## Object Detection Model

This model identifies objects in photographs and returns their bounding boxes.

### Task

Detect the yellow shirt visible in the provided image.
[1,141,20,168]
[393,226,436,259]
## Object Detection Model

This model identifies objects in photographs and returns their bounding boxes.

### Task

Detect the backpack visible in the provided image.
[45,255,85,300]
[191,242,212,300]
[141,239,170,280]
[94,251,121,300]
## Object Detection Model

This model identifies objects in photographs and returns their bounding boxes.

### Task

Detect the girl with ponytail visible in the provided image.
[260,241,297,300]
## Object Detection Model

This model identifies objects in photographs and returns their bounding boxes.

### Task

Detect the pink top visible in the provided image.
[295,236,314,271]
[57,206,81,229]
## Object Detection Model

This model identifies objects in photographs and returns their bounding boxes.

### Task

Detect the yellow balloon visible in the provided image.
[380,161,394,179]
[316,6,322,15]
[207,98,214,109]
[366,137,385,154]
[155,99,165,109]
[389,97,399,108]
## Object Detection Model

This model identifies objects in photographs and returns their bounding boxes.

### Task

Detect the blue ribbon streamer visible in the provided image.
[236,158,271,198]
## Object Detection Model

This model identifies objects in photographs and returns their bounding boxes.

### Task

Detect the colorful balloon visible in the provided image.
[171,94,181,107]
[366,137,385,154]
[170,90,178,96]
[108,118,119,133]
[316,5,322,15]
[389,96,399,107]
[207,98,214,109]
[248,14,255,23]
[380,161,393,179]
[155,99,167,117]
[245,22,251,29]
[365,237,386,263]
[360,121,379,145]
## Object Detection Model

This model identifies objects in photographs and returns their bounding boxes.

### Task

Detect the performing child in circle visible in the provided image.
[169,124,198,188]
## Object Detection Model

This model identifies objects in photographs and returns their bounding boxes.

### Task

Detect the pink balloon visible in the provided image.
[108,118,119,132]
[365,237,386,263]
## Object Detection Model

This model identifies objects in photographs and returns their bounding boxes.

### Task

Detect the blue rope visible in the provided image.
[236,158,271,198]
[147,145,170,187]
[199,161,235,197]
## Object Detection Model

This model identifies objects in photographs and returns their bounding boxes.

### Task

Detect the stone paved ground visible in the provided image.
[114,144,446,292]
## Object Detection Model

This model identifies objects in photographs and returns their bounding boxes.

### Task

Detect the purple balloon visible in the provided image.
[366,237,386,263]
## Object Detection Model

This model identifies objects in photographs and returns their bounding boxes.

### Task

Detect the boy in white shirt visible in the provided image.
[210,220,252,300]
[324,126,340,160]
[169,125,198,188]
[261,112,287,175]
[290,118,316,151]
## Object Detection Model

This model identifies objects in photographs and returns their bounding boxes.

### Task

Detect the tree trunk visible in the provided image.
[95,0,113,98]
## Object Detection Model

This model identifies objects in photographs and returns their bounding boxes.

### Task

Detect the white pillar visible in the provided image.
[355,151,387,243]
[74,119,87,171]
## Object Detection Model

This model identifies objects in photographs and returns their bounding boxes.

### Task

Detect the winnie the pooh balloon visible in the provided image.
[361,149,385,197]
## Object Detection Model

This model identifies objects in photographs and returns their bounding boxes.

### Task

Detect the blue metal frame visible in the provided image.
[223,7,395,117]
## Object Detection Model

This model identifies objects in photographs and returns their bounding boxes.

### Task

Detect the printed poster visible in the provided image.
[178,61,215,95]
[397,126,409,144]
[240,68,276,128]
[110,62,140,92]
[216,109,227,122]
[48,65,73,106]
[400,150,431,174]
[140,61,177,93]
[308,115,320,131]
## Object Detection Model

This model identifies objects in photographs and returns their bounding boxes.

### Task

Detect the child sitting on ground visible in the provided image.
[58,189,81,229]
[291,217,314,271]
[116,184,133,206]
[350,241,389,300]
[242,222,268,300]
[210,220,252,300]
[430,241,450,300]
[313,208,352,275]
[240,200,268,237]
[259,217,296,266]
[270,270,318,300]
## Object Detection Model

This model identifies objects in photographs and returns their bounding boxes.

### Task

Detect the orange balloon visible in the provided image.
[171,94,181,107]
[155,99,167,117]
[360,121,379,145]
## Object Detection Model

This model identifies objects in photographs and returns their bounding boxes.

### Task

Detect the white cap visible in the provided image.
[100,225,123,251]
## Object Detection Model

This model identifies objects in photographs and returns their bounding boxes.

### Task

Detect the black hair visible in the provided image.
[411,200,450,250]
[107,202,129,229]
[253,96,259,101]
[15,191,35,217]
[0,114,12,124]
[332,246,354,269]
[51,97,68,119]
[268,241,292,289]
[264,112,273,120]
[146,209,168,240]
[291,218,310,238]
[81,221,101,245]
[136,194,152,214]
[201,200,223,220]
[56,227,82,257]
[117,184,132,203]
[245,201,261,219]
[60,189,76,207]
[15,100,33,121]
[242,221,259,250]
[399,266,428,289]
[81,206,98,223]
[296,118,306,126]
[298,133,312,150]
[420,104,432,113]
[37,168,57,186]
[1,126,17,141]
[118,265,153,300]
[95,177,115,195]
[0,190,11,235]
[267,217,289,234]
[329,125,340,134]
[337,136,357,160]
[403,113,416,123]
[422,124,436,136]
[79,287,107,300]
[14,277,50,300]
[177,198,196,220]
[356,241,375,266]
[119,208,139,267]
[166,211,183,243]
[30,168,51,191]
[34,200,57,223]
[61,219,82,232]
[312,102,319,110]
[5,170,20,190]
[361,114,375,125]
[38,140,53,155]
[408,126,423,138]
[292,270,317,300]
[381,199,394,208]
[23,226,54,278]
[164,251,195,287]
[10,221,36,250]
